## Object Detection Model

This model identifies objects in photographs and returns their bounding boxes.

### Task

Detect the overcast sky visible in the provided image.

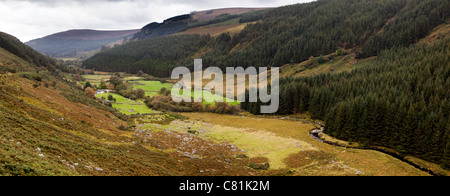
[0,0,314,42]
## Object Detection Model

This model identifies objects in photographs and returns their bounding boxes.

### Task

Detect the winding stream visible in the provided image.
[309,127,439,176]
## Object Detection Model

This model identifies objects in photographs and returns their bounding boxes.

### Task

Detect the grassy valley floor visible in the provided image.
[139,112,431,176]
[75,71,433,176]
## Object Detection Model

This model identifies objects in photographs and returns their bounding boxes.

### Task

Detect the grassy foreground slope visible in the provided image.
[0,32,252,176]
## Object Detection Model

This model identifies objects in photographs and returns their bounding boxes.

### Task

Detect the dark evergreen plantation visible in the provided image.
[83,34,212,77]
[84,0,448,77]
[243,38,450,168]
[204,0,448,69]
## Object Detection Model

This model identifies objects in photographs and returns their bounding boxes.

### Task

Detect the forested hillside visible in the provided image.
[81,0,450,168]
[243,34,450,169]
[83,34,212,77]
[131,14,192,41]
[241,0,450,169]
[0,32,56,70]
[84,0,448,77]
[83,9,266,76]
[203,0,448,69]
[26,30,139,58]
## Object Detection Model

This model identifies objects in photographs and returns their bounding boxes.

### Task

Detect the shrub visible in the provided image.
[188,129,198,135]
[315,55,325,64]
[159,87,167,94]
[108,76,123,86]
[7,67,17,73]
[83,82,93,90]
[192,102,204,112]
[118,125,129,131]
[84,87,96,99]
[336,48,347,56]
[136,88,145,99]
[115,84,127,91]
[214,102,228,114]
[19,72,35,80]
[205,104,215,113]
[248,162,270,170]
[34,75,42,82]
[107,94,114,101]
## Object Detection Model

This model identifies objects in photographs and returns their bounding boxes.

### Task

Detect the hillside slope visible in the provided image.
[191,8,266,22]
[84,0,449,78]
[1,32,251,176]
[81,0,450,171]
[131,8,266,41]
[242,28,450,170]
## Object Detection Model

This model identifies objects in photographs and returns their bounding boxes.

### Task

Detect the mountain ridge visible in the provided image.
[29,29,140,41]
[25,29,139,59]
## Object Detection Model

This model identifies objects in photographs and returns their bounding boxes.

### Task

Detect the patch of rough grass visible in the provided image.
[132,81,173,92]
[113,103,156,115]
[249,157,269,164]
[182,113,316,139]
[19,97,63,116]
[174,113,432,176]
[82,74,111,81]
[211,126,312,169]
[284,150,332,168]
[186,122,315,170]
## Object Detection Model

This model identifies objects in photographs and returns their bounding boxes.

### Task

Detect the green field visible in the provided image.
[145,91,160,97]
[176,89,240,106]
[83,74,111,84]
[83,74,173,98]
[95,93,155,115]
[132,81,173,92]
[81,74,112,88]
[124,76,144,81]
[131,81,174,98]
[95,93,135,104]
[113,103,155,115]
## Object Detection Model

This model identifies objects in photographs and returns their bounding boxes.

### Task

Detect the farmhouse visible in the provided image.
[96,90,112,94]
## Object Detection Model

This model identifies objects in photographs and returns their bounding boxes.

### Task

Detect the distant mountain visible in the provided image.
[26,29,139,59]
[24,8,264,59]
[84,8,268,75]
